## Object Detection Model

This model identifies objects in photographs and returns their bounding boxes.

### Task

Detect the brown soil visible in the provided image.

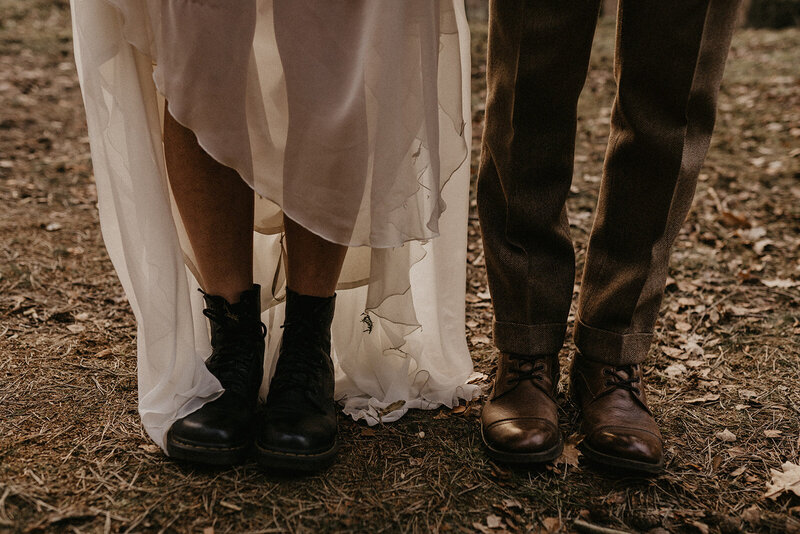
[1,2,799,533]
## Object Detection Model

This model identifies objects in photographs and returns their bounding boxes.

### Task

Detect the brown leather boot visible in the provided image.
[481,353,563,463]
[570,356,664,474]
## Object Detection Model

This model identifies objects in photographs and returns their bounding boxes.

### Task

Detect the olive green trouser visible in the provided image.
[477,0,741,364]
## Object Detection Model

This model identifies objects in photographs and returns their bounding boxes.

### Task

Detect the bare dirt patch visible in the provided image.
[1,2,799,532]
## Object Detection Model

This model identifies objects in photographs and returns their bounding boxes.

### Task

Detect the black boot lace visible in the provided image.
[203,306,266,397]
[267,316,331,413]
[603,365,641,395]
[508,354,547,386]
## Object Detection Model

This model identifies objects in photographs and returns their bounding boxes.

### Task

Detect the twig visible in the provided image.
[573,519,632,534]
[0,486,13,526]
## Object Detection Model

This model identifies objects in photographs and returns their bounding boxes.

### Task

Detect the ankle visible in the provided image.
[286,286,335,300]
[202,285,264,346]
[284,288,335,321]
[202,284,257,305]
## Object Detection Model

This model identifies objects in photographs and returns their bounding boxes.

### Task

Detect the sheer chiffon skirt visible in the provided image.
[70,0,479,450]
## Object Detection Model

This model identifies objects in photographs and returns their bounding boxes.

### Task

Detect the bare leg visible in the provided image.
[257,214,346,472]
[163,109,262,466]
[283,216,347,298]
[164,109,254,303]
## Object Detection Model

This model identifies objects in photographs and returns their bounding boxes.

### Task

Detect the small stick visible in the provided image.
[573,519,632,534]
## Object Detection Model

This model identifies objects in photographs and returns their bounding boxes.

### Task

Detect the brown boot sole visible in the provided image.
[579,440,664,474]
[481,427,564,464]
[254,439,340,473]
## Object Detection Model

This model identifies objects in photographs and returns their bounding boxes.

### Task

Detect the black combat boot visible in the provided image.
[255,288,338,472]
[166,285,265,465]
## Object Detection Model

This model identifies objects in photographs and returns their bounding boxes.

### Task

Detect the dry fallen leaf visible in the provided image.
[731,465,747,477]
[726,446,747,458]
[719,210,751,229]
[555,441,581,468]
[664,363,687,378]
[486,514,504,529]
[470,334,491,346]
[728,305,755,316]
[377,400,406,416]
[682,337,705,357]
[541,517,562,534]
[739,226,767,241]
[685,393,720,404]
[468,372,489,384]
[762,278,798,288]
[662,346,687,360]
[451,404,468,414]
[754,238,774,254]
[765,462,800,499]
[715,429,737,442]
[489,462,512,481]
[741,505,760,524]
[712,454,724,472]
[739,389,758,399]
[764,430,783,438]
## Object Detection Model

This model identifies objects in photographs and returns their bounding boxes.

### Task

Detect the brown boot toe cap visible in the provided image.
[584,426,663,466]
[483,418,561,455]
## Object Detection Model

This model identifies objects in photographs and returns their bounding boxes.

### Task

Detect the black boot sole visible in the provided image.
[254,440,340,473]
[481,426,564,464]
[166,431,251,466]
[579,440,664,475]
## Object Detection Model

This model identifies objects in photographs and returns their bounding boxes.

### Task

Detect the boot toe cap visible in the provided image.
[168,406,250,448]
[484,418,561,454]
[585,426,663,466]
[257,417,337,455]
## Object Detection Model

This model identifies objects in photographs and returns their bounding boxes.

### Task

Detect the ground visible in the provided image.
[1,2,799,533]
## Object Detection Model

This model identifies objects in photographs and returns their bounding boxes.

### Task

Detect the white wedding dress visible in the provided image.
[70,0,479,451]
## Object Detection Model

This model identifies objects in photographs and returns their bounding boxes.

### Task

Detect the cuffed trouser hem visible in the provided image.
[573,317,652,365]
[492,320,568,356]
